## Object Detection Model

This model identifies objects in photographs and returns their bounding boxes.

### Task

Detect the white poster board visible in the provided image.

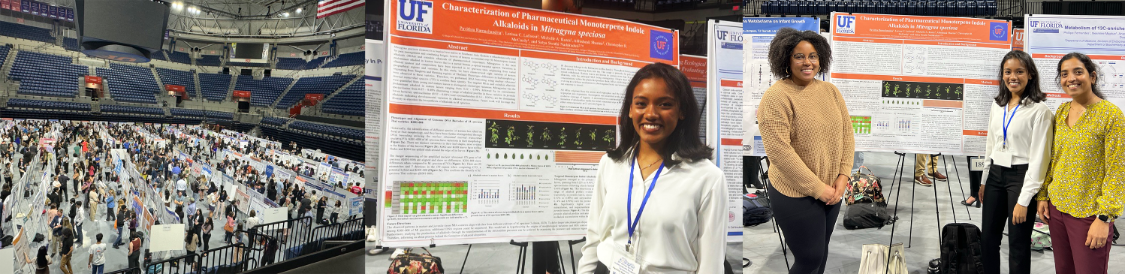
[1024,14,1125,113]
[705,19,748,242]
[149,224,187,252]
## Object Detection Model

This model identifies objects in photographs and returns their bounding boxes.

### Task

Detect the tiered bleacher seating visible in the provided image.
[155,68,198,98]
[760,0,996,16]
[260,117,289,126]
[234,76,293,107]
[0,46,9,67]
[275,75,354,109]
[0,21,54,43]
[205,111,234,120]
[276,58,308,70]
[197,55,222,66]
[151,51,167,61]
[63,38,79,51]
[8,51,87,97]
[170,108,205,117]
[167,51,191,64]
[96,63,160,104]
[307,56,328,69]
[289,121,362,140]
[198,73,232,101]
[99,105,164,115]
[320,52,362,68]
[7,98,90,111]
[320,81,363,116]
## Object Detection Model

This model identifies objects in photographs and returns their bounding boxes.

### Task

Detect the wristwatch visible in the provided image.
[1098,215,1115,223]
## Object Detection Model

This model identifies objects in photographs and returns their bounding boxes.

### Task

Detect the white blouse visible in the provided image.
[578,152,727,274]
[982,98,1054,207]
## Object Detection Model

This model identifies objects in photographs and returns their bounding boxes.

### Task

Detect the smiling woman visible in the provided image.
[577,63,726,274]
[757,27,853,274]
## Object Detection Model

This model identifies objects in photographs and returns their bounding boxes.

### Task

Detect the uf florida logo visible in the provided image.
[836,15,856,34]
[396,0,434,34]
[989,22,1007,41]
[650,30,674,61]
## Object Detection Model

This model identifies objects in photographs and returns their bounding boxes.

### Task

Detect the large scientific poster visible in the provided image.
[380,0,679,247]
[830,13,1010,155]
[1024,14,1125,113]
[705,20,746,242]
[741,17,820,157]
[365,39,383,195]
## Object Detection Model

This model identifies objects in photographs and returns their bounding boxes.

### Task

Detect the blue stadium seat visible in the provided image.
[320,81,363,116]
[276,58,309,70]
[99,105,164,115]
[95,63,160,104]
[234,76,294,107]
[170,108,205,117]
[260,117,290,126]
[7,98,90,112]
[204,111,234,120]
[199,73,233,101]
[289,121,362,140]
[197,55,222,67]
[8,51,87,97]
[156,68,198,99]
[275,75,355,109]
[167,51,191,64]
[320,52,362,68]
[0,21,55,43]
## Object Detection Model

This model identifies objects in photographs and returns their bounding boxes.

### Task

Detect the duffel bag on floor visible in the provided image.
[843,203,891,230]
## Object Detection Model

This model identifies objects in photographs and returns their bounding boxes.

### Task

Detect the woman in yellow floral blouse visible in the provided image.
[1037,52,1125,274]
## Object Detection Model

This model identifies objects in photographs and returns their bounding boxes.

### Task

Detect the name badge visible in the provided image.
[992,149,1013,168]
[610,241,641,274]
[969,157,988,172]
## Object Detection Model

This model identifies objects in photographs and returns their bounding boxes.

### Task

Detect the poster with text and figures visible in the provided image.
[365,39,384,197]
[1024,15,1125,114]
[741,17,821,157]
[380,0,678,247]
[830,13,1010,155]
[681,54,708,143]
[705,19,746,242]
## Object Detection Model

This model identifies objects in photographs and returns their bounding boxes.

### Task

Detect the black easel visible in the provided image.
[758,156,791,272]
[887,152,964,248]
[511,240,529,274]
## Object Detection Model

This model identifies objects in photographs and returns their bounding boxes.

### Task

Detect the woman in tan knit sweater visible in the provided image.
[757,27,854,274]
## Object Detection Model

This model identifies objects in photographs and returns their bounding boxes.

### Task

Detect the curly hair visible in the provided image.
[768,27,832,79]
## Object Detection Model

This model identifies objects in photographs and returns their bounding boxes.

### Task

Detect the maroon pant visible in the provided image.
[1048,202,1112,274]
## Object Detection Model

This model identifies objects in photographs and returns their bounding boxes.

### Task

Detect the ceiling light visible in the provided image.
[282,12,289,17]
[295,7,302,14]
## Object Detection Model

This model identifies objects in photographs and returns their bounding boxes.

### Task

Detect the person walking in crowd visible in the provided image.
[578,62,726,273]
[1039,52,1125,274]
[59,219,75,274]
[88,233,105,274]
[977,50,1054,274]
[756,27,853,274]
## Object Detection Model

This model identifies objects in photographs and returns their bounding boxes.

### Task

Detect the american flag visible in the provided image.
[317,0,364,19]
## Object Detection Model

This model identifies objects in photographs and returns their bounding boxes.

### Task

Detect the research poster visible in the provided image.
[1012,28,1024,51]
[681,54,708,142]
[1024,14,1125,113]
[380,0,679,247]
[705,20,746,242]
[830,13,1010,155]
[365,39,383,194]
[741,17,820,157]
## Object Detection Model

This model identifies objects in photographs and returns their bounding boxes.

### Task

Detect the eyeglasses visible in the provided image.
[792,53,820,63]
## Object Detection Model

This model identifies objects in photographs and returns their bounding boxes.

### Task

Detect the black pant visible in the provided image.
[768,184,841,274]
[967,157,982,200]
[981,164,1036,274]
[744,156,763,191]
[202,233,211,251]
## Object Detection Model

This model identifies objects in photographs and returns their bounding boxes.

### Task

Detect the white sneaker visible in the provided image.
[366,226,377,242]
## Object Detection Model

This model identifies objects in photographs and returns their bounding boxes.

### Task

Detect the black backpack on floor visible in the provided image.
[842,203,892,230]
[743,191,771,227]
[938,223,984,274]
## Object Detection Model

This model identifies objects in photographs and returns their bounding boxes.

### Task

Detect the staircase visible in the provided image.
[193,71,202,100]
[224,74,238,101]
[270,76,301,109]
[1,48,18,81]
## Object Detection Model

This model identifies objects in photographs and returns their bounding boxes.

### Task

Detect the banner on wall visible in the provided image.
[1012,28,1024,51]
[705,19,748,242]
[1024,14,1125,112]
[379,0,678,247]
[742,17,821,157]
[829,13,1010,155]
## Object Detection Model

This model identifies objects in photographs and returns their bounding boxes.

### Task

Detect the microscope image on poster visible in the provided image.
[881,81,963,101]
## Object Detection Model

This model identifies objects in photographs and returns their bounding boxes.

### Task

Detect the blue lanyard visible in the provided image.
[627,155,663,246]
[1002,103,1020,148]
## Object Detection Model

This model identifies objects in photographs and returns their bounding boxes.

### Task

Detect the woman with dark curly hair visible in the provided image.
[578,63,726,273]
[757,27,853,274]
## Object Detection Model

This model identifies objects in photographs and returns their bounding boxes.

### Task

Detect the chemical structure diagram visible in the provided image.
[521,60,562,109]
[903,46,927,75]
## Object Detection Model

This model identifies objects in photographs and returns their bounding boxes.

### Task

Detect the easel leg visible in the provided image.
[950,156,971,220]
[941,156,958,224]
[931,155,942,246]
[459,244,472,274]
[908,153,918,248]
[761,156,790,272]
[888,152,907,248]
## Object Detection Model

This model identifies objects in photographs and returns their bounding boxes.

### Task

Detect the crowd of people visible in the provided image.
[0,120,363,274]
